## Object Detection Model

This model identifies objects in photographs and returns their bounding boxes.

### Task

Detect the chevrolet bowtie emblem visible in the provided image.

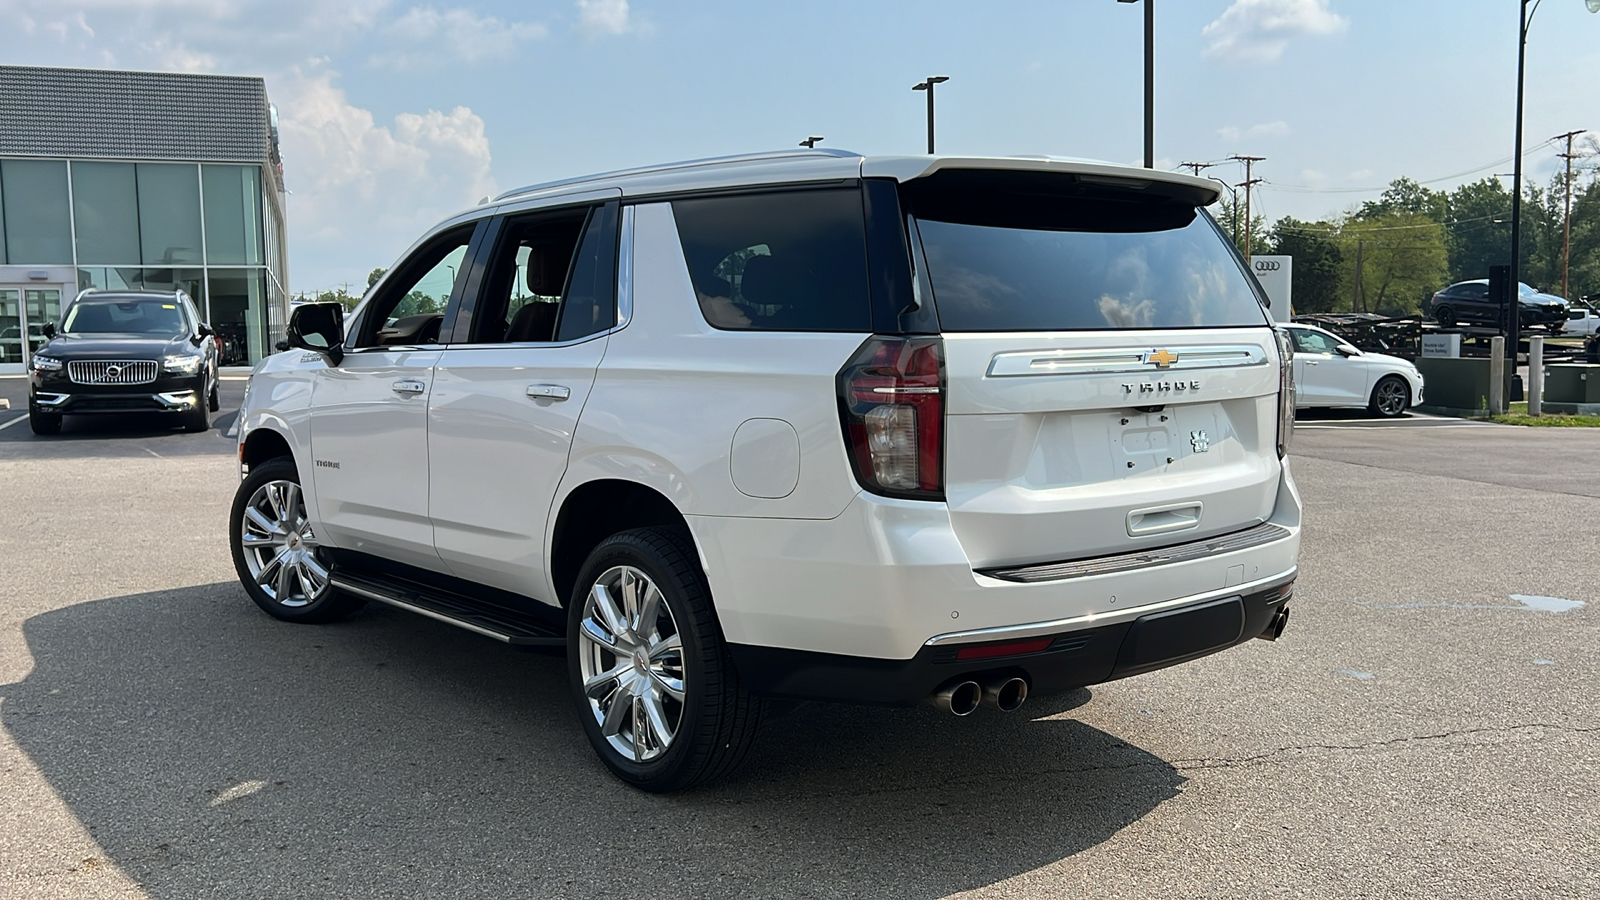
[1145,349,1179,369]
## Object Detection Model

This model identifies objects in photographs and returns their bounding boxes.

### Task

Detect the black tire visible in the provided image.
[28,408,61,435]
[1434,305,1455,329]
[208,369,221,412]
[566,526,762,792]
[1368,375,1411,418]
[229,456,364,623]
[184,376,210,432]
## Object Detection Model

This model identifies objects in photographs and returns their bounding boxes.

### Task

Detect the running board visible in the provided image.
[330,570,566,648]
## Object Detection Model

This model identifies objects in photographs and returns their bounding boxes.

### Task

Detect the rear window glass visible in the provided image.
[672,189,871,332]
[907,175,1270,332]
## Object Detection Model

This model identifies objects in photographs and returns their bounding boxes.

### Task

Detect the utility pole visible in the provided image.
[1553,129,1586,301]
[1354,239,1365,313]
[1230,155,1265,261]
[1178,161,1213,177]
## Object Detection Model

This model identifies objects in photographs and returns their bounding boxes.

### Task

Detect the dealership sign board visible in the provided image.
[1251,256,1293,323]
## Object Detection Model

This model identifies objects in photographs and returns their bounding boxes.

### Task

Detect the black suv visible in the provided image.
[1428,279,1568,332]
[28,290,220,435]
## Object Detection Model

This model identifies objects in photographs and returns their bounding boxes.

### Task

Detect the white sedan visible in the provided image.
[1283,323,1425,418]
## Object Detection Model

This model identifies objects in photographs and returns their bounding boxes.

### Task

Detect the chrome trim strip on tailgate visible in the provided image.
[986,344,1268,378]
[927,567,1297,647]
[978,521,1290,583]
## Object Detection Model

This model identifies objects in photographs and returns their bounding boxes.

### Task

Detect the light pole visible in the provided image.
[911,76,949,154]
[799,136,824,148]
[1510,0,1600,346]
[1117,0,1154,168]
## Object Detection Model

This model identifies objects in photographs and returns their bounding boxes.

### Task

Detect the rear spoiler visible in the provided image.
[861,156,1222,207]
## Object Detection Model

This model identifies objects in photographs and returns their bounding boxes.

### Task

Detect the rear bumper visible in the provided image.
[688,459,1303,665]
[729,572,1294,704]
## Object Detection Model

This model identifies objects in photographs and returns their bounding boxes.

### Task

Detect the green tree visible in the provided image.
[367,267,387,290]
[1566,175,1600,302]
[1358,177,1448,223]
[1443,178,1511,283]
[1214,202,1269,257]
[1338,212,1449,316]
[1268,216,1344,313]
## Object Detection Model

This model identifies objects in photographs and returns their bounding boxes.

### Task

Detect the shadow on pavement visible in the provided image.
[3,585,1183,898]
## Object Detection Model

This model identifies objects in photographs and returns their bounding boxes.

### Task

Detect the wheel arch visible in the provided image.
[549,479,695,608]
[241,426,295,472]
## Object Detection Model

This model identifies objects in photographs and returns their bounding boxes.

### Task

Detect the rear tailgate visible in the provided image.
[942,328,1281,569]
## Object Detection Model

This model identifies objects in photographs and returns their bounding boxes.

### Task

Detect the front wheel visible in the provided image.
[29,408,61,435]
[567,527,762,792]
[230,456,364,623]
[1434,306,1456,329]
[1369,375,1411,418]
[183,378,210,432]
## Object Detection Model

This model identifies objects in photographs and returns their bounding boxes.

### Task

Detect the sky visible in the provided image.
[2,0,1597,292]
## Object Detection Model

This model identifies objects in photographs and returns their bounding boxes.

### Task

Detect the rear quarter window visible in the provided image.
[906,171,1270,332]
[672,189,871,332]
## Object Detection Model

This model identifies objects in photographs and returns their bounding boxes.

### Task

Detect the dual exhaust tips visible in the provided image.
[931,676,1028,716]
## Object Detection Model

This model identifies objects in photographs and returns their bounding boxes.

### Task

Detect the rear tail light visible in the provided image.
[1274,328,1295,458]
[837,336,945,500]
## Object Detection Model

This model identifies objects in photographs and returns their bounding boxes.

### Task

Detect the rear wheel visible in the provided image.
[230,456,364,623]
[1434,305,1456,329]
[28,408,61,435]
[1369,375,1410,418]
[567,527,762,792]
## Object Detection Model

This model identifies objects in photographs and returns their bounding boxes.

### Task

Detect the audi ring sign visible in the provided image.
[1251,254,1293,323]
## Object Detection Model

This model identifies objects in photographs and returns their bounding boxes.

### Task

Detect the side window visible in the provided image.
[1464,284,1489,300]
[1291,328,1337,354]
[469,203,616,344]
[672,188,871,332]
[354,226,473,348]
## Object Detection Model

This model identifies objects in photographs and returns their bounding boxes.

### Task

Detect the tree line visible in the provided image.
[1215,169,1600,316]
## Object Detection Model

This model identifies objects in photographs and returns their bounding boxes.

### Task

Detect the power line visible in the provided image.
[1267,140,1564,194]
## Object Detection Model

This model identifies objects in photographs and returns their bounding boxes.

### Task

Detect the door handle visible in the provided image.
[526,384,571,401]
[392,379,427,394]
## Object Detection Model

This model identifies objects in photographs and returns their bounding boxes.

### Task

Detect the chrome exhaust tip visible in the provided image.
[1256,606,1291,642]
[931,680,983,716]
[982,676,1029,712]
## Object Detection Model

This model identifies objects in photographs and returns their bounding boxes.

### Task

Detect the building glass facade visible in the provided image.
[0,65,288,370]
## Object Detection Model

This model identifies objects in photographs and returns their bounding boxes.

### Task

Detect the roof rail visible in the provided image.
[492,148,862,203]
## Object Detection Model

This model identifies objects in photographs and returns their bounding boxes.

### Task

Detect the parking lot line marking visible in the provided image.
[0,414,27,432]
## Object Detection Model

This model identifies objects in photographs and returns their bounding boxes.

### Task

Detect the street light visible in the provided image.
[1509,0,1599,347]
[799,136,825,148]
[911,76,949,154]
[1117,0,1154,168]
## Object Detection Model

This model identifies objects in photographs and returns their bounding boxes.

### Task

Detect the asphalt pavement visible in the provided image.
[0,404,1595,899]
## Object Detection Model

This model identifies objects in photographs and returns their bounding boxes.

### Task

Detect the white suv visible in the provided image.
[231,150,1301,791]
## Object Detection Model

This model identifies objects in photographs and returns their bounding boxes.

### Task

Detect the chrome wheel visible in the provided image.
[577,565,686,763]
[1374,378,1409,417]
[238,479,330,607]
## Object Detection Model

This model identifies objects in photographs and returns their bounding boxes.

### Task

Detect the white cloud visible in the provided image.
[370,6,548,69]
[1202,0,1347,65]
[275,66,496,286]
[1217,120,1292,142]
[577,0,631,36]
[1301,168,1328,182]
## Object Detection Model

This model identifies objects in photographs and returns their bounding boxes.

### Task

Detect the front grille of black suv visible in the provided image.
[67,360,159,385]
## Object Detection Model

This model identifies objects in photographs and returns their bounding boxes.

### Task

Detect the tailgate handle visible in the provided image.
[1127,502,1203,537]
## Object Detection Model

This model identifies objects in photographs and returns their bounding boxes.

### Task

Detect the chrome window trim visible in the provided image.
[616,203,635,331]
[926,566,1298,647]
[985,343,1269,378]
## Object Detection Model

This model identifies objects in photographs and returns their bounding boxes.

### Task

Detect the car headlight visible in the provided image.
[31,355,63,373]
[162,354,203,374]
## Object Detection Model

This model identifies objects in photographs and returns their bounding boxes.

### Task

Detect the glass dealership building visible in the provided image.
[0,65,289,371]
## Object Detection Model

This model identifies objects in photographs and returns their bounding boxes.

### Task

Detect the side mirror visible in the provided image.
[1337,345,1360,357]
[194,322,214,345]
[285,302,346,365]
[41,322,56,339]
